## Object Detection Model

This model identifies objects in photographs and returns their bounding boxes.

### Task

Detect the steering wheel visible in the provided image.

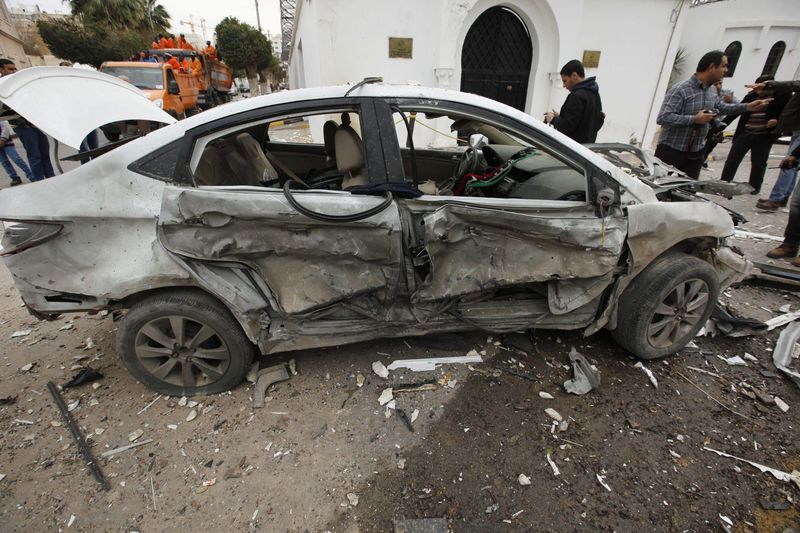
[454,146,480,181]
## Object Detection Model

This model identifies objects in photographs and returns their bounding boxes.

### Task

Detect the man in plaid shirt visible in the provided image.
[656,50,771,178]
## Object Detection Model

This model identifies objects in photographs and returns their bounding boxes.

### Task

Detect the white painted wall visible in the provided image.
[679,0,800,102]
[289,0,795,148]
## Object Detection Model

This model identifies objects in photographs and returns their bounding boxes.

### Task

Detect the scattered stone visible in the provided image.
[544,408,562,422]
[186,409,198,422]
[774,396,789,413]
[167,424,178,430]
[67,399,79,412]
[288,358,297,376]
[58,323,73,331]
[128,429,144,442]
[397,458,406,470]
[371,361,389,379]
[410,409,419,424]
[11,329,32,338]
[178,396,188,407]
[19,363,34,373]
[518,473,531,486]
[539,391,554,400]
[84,337,95,350]
[94,428,105,435]
[634,362,658,388]
[356,373,365,388]
[187,400,199,409]
[378,388,393,406]
[346,492,359,506]
[743,352,758,362]
[717,355,747,366]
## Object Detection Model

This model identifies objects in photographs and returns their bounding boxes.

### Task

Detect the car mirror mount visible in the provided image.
[468,133,488,150]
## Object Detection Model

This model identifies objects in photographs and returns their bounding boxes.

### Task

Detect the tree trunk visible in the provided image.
[245,65,259,96]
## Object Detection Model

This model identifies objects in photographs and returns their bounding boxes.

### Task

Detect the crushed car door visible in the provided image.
[158,187,405,317]
[405,199,626,315]
[0,66,174,149]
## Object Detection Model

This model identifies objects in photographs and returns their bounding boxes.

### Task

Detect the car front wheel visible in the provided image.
[612,253,719,360]
[116,290,255,396]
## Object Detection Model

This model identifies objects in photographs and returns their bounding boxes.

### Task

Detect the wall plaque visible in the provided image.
[389,37,413,59]
[582,50,601,68]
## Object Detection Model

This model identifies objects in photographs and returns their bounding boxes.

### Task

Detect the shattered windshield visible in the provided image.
[101,67,164,90]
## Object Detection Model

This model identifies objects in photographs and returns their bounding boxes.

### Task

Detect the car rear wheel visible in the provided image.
[116,290,255,396]
[612,254,719,360]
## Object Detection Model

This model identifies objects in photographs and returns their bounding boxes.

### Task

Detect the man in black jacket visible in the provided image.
[545,60,604,143]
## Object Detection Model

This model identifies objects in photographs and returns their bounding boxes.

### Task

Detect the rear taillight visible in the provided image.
[0,221,63,256]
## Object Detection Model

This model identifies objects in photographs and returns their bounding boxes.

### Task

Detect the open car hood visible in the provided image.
[0,66,175,149]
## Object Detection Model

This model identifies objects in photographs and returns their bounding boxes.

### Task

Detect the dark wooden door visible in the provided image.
[460,7,533,112]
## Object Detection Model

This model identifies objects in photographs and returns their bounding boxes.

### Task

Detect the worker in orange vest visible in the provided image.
[204,41,218,60]
[190,56,202,76]
[166,34,175,48]
[151,34,161,49]
[164,53,181,71]
[158,33,169,49]
[178,53,191,72]
[177,34,195,51]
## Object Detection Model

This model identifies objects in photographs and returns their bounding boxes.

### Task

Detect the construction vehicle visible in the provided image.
[148,48,233,109]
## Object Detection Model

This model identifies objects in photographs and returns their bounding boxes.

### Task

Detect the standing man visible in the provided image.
[544,60,604,143]
[0,59,54,181]
[656,50,771,179]
[756,78,800,211]
[719,76,789,194]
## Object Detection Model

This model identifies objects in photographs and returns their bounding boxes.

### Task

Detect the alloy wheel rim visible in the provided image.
[647,278,709,349]
[134,315,231,388]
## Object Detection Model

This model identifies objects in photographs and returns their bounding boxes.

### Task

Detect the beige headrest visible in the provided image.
[335,125,365,173]
[235,133,279,182]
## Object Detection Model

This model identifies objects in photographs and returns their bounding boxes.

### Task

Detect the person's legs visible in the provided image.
[769,182,800,259]
[0,148,20,184]
[767,133,800,203]
[5,144,33,182]
[15,126,44,181]
[35,129,54,178]
[655,144,688,172]
[720,134,750,182]
[748,135,773,192]
[683,151,704,179]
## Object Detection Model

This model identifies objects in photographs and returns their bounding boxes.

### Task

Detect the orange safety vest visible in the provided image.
[166,37,175,48]
[191,58,202,75]
[151,40,160,49]
[159,37,168,48]
[205,46,217,59]
[167,57,180,71]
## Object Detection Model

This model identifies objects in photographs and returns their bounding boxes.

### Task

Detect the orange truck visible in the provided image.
[100,61,200,119]
[148,48,234,109]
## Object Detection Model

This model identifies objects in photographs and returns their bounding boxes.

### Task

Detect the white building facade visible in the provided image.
[288,0,799,147]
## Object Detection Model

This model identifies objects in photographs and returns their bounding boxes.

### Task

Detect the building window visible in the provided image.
[723,41,742,77]
[761,41,786,78]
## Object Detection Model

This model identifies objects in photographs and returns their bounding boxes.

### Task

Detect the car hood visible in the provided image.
[0,66,175,149]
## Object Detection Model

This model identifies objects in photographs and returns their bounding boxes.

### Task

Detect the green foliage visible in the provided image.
[37,17,150,67]
[668,47,688,89]
[215,17,274,75]
[37,0,170,66]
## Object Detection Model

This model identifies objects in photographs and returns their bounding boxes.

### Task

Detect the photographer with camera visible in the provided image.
[655,50,771,178]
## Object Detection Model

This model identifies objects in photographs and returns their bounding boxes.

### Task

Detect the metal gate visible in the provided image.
[460,7,533,112]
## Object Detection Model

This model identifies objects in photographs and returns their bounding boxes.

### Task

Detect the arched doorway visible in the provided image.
[460,6,533,111]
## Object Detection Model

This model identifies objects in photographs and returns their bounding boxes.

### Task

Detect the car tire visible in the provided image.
[116,290,255,396]
[611,253,719,360]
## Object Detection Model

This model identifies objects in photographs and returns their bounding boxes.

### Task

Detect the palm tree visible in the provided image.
[65,0,147,29]
[143,0,170,32]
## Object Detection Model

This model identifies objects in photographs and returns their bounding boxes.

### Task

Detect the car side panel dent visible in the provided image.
[158,187,405,316]
[625,202,733,275]
[413,204,626,305]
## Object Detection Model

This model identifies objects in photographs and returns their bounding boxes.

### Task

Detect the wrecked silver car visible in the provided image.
[0,68,751,395]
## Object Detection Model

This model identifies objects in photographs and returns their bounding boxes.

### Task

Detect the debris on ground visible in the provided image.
[0,395,17,405]
[11,329,32,338]
[772,321,800,389]
[378,388,394,406]
[288,358,297,376]
[563,347,601,395]
[136,394,162,415]
[539,391,554,400]
[518,473,531,486]
[703,446,800,485]
[128,429,143,442]
[774,396,789,412]
[62,367,103,389]
[717,355,748,366]
[186,409,198,422]
[634,362,658,388]
[596,473,612,492]
[84,337,95,350]
[372,361,389,379]
[346,492,359,506]
[393,380,438,393]
[702,304,768,337]
[252,365,290,408]
[546,453,560,476]
[356,373,365,388]
[100,439,153,458]
[19,362,34,373]
[386,353,482,372]
[544,408,562,422]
